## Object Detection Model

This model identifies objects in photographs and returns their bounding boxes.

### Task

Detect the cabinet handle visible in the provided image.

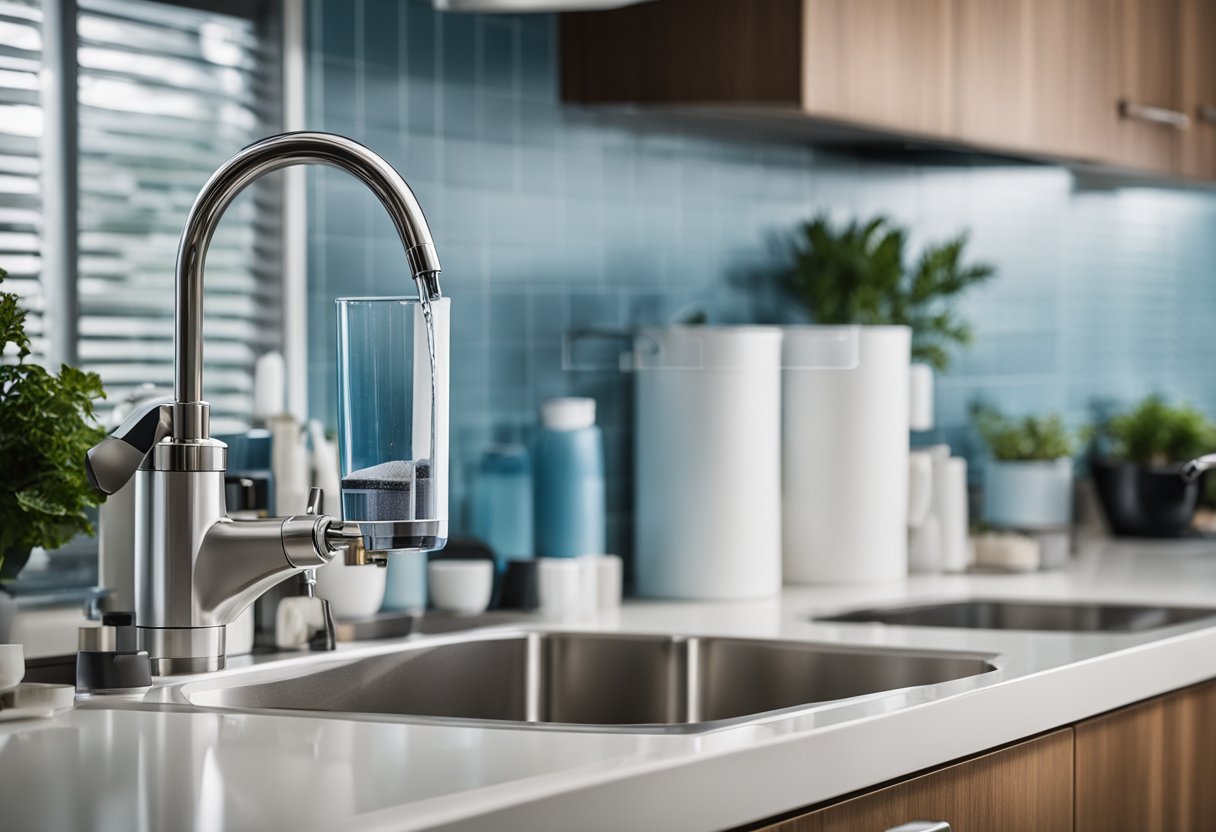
[1119,99,1191,129]
[1199,107,1216,126]
[885,823,951,832]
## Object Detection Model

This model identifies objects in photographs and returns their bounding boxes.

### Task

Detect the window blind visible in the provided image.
[0,0,44,360]
[76,0,278,433]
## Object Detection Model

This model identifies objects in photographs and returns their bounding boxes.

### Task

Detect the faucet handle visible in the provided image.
[1182,454,1216,483]
[305,486,323,516]
[85,398,174,495]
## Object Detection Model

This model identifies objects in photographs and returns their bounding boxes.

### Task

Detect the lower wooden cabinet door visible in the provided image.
[1075,679,1216,832]
[756,729,1073,832]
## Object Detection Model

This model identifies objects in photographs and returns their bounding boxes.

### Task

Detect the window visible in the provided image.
[0,0,45,360]
[0,0,283,593]
[75,0,279,433]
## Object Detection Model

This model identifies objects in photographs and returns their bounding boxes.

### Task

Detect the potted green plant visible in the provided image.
[778,214,994,583]
[1089,395,1216,537]
[0,270,106,640]
[972,405,1076,530]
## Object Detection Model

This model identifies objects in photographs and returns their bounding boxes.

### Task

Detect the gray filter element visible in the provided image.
[414,458,433,520]
[342,460,414,521]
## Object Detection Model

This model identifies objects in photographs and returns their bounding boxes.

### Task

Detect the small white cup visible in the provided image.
[578,554,622,611]
[428,560,494,616]
[0,643,25,693]
[538,558,584,620]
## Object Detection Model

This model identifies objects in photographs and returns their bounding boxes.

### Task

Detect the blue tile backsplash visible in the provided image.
[305,0,1216,558]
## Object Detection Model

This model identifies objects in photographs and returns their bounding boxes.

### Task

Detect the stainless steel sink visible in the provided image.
[181,631,996,731]
[818,600,1216,633]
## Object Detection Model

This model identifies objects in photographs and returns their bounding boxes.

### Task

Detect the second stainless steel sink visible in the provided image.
[181,631,996,732]
[818,600,1216,633]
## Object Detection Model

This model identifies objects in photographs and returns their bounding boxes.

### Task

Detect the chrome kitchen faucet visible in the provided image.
[85,132,443,675]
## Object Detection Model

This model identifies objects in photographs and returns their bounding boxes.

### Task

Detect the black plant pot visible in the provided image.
[1090,458,1203,538]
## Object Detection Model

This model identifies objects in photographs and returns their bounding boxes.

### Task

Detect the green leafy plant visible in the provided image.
[780,214,995,371]
[972,405,1075,461]
[1099,395,1216,467]
[0,269,106,581]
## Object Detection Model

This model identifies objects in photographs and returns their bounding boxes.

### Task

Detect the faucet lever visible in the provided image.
[305,486,323,516]
[85,398,174,495]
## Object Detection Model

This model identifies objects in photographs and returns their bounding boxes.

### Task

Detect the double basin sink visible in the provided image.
[183,631,996,732]
[179,600,1215,733]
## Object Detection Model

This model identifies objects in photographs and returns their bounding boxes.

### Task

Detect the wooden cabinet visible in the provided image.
[1181,0,1216,178]
[1075,680,1216,832]
[1109,0,1186,174]
[749,679,1216,831]
[802,0,955,136]
[953,0,1072,156]
[755,730,1074,832]
[560,0,1215,181]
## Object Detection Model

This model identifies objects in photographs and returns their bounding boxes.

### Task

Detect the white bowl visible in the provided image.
[315,556,388,619]
[428,560,493,616]
[0,643,24,693]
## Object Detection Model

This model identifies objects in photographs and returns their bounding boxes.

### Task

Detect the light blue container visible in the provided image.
[380,550,428,611]
[533,398,606,559]
[982,458,1075,529]
[472,443,534,572]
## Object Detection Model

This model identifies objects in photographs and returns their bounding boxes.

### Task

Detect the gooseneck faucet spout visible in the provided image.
[174,132,442,441]
[85,132,443,674]
[1182,454,1216,483]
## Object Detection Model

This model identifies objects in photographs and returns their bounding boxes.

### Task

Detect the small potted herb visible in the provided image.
[972,405,1076,530]
[1089,395,1216,537]
[0,270,106,640]
[777,214,994,583]
[780,214,996,372]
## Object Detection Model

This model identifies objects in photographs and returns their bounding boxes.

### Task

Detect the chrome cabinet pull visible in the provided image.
[1119,99,1192,129]
[886,823,951,832]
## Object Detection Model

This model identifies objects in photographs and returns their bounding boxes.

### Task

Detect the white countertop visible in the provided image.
[6,538,1216,832]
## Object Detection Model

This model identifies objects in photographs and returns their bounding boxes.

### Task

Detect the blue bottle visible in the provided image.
[533,398,606,558]
[472,443,534,572]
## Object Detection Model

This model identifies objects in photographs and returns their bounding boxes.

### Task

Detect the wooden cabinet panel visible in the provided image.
[954,0,1073,155]
[802,0,955,136]
[1162,681,1216,830]
[560,0,802,105]
[756,730,1073,832]
[1180,0,1216,178]
[1075,679,1216,832]
[1109,0,1186,174]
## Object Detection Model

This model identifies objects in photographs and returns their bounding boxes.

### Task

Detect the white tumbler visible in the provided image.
[783,325,911,584]
[634,326,784,599]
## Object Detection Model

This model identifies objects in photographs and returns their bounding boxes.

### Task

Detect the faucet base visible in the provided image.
[140,625,225,676]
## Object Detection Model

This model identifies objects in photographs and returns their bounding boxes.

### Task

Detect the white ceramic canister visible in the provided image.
[782,325,911,584]
[634,326,784,599]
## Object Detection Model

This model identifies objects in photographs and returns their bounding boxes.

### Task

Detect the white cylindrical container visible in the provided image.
[908,362,935,432]
[939,455,972,572]
[634,326,784,599]
[782,325,911,584]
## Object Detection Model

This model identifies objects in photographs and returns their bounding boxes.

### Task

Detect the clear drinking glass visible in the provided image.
[336,296,449,553]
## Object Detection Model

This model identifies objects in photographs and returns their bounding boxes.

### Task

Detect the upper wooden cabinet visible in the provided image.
[1110,0,1186,174]
[802,0,955,136]
[560,0,1216,182]
[1181,0,1216,178]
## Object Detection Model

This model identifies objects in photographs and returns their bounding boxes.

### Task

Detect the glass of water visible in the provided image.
[335,296,449,553]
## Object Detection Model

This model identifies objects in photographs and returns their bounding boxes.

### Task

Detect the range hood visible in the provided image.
[434,0,649,11]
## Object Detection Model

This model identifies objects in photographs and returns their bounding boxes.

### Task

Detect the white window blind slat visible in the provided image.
[0,0,44,358]
[76,0,277,434]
